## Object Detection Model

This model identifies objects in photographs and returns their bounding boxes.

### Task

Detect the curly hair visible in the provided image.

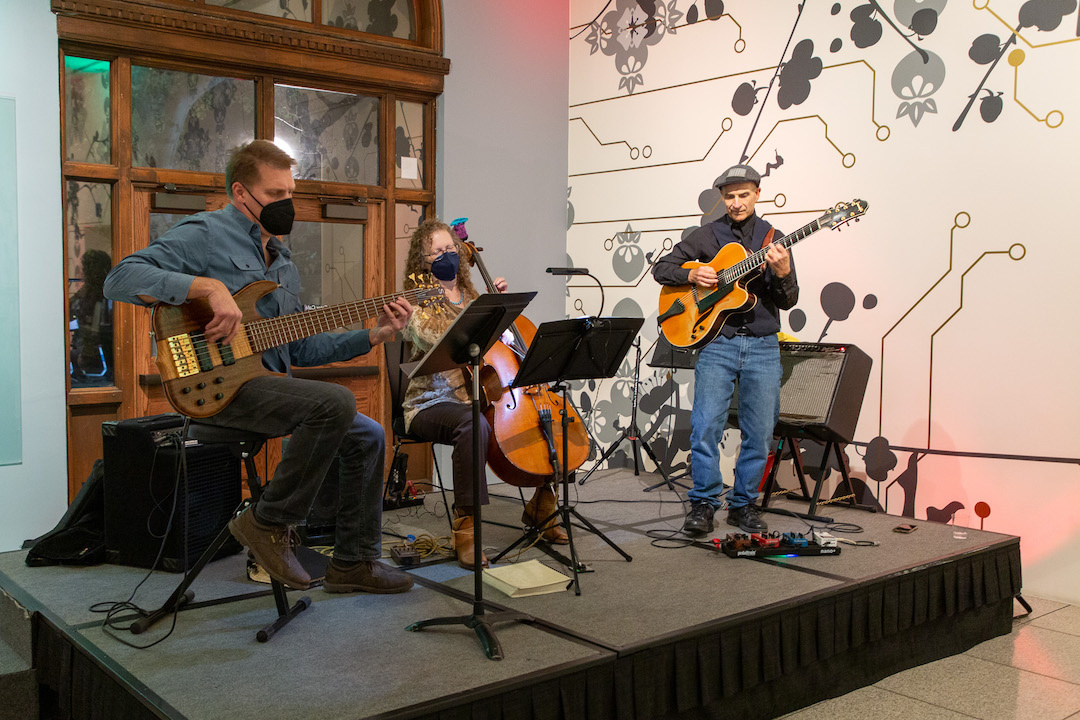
[403,218,481,299]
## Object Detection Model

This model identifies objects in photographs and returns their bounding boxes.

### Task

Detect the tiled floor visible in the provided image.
[781,596,1080,720]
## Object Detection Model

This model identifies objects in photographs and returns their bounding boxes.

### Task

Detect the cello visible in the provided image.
[450,220,591,487]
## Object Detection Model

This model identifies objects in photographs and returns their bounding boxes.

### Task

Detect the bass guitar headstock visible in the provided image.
[407,273,446,310]
[820,199,869,230]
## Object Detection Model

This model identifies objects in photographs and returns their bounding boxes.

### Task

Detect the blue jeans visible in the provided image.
[201,375,385,562]
[689,334,782,510]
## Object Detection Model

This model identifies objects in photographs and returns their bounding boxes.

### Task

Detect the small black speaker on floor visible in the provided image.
[102,415,243,572]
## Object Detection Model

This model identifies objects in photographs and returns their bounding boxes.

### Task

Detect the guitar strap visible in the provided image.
[760,227,776,250]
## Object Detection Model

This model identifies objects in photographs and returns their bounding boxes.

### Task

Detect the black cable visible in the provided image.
[91,423,189,649]
[570,0,613,40]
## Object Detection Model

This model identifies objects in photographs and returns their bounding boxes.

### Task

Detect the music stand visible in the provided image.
[404,292,535,660]
[576,336,687,492]
[638,333,699,491]
[489,317,642,596]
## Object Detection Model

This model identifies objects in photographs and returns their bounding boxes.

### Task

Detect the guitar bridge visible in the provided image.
[167,334,201,378]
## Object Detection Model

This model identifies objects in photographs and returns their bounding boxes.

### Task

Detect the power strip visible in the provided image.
[383,495,425,511]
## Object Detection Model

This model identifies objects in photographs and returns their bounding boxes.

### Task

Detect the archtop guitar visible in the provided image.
[151,278,442,417]
[657,199,868,349]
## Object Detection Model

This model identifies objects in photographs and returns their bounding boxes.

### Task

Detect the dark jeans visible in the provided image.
[407,401,490,507]
[200,375,384,562]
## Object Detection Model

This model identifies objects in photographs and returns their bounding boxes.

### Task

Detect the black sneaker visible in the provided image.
[726,504,768,533]
[682,502,716,536]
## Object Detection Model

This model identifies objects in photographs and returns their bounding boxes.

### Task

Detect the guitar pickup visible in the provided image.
[189,335,215,372]
[217,340,236,366]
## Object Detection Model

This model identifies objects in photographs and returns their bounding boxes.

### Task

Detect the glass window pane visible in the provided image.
[150,212,191,243]
[64,57,111,164]
[395,101,424,189]
[275,85,379,186]
[67,181,114,388]
[285,221,365,310]
[323,0,415,40]
[205,0,312,22]
[131,66,256,173]
[395,203,425,291]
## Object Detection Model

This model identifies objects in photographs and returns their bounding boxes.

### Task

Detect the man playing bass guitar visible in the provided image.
[104,140,415,595]
[651,164,799,536]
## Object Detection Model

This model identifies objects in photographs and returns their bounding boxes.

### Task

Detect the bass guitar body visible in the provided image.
[657,242,757,349]
[153,279,442,418]
[152,280,278,418]
[480,316,591,487]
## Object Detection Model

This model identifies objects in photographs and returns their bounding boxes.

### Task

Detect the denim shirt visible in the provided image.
[103,203,373,373]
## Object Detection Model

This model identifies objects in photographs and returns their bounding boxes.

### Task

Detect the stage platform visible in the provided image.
[0,468,1020,720]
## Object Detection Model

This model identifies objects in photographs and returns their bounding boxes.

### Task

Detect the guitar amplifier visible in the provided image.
[102,415,243,572]
[729,342,872,444]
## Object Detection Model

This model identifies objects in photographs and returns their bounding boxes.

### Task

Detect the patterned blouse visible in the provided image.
[401,294,476,432]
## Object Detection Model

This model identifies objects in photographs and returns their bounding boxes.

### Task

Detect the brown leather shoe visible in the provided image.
[323,559,413,594]
[452,513,489,569]
[228,507,311,590]
[523,486,569,545]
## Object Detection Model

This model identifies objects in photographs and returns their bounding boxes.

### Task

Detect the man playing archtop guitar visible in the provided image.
[652,164,799,537]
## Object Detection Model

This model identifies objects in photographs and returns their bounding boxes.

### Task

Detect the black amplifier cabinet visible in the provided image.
[102,415,242,572]
[729,342,872,444]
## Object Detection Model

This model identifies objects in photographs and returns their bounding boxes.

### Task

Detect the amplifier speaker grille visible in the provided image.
[102,415,242,572]
[730,343,872,444]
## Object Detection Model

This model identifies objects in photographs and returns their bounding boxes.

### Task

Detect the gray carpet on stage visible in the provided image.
[0,468,1015,720]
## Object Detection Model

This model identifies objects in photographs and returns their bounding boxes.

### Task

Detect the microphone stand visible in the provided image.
[547,267,604,317]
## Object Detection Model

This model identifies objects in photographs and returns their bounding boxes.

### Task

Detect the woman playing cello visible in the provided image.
[401,219,567,569]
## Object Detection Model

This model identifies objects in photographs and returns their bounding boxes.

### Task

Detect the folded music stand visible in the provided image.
[404,291,535,660]
[638,333,700,491]
[490,316,642,596]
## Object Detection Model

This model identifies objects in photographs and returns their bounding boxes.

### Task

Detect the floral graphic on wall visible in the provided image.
[583,0,684,95]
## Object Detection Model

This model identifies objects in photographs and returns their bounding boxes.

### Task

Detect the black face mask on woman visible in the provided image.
[240,184,295,236]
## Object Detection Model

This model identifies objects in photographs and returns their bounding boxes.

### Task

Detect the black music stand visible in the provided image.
[640,334,700,491]
[577,337,687,492]
[404,292,536,660]
[490,317,641,596]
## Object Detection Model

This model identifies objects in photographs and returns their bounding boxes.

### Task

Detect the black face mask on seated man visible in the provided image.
[241,184,295,236]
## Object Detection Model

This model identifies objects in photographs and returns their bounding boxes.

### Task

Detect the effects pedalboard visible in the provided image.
[715,529,841,558]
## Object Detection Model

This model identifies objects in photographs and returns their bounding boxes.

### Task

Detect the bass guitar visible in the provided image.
[657,199,868,349]
[152,279,442,417]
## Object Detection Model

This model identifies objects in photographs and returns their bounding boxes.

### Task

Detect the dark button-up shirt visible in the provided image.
[103,203,373,372]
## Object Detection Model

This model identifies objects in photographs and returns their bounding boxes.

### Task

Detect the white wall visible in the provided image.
[565,0,1080,602]
[0,3,68,550]
[437,1,570,325]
